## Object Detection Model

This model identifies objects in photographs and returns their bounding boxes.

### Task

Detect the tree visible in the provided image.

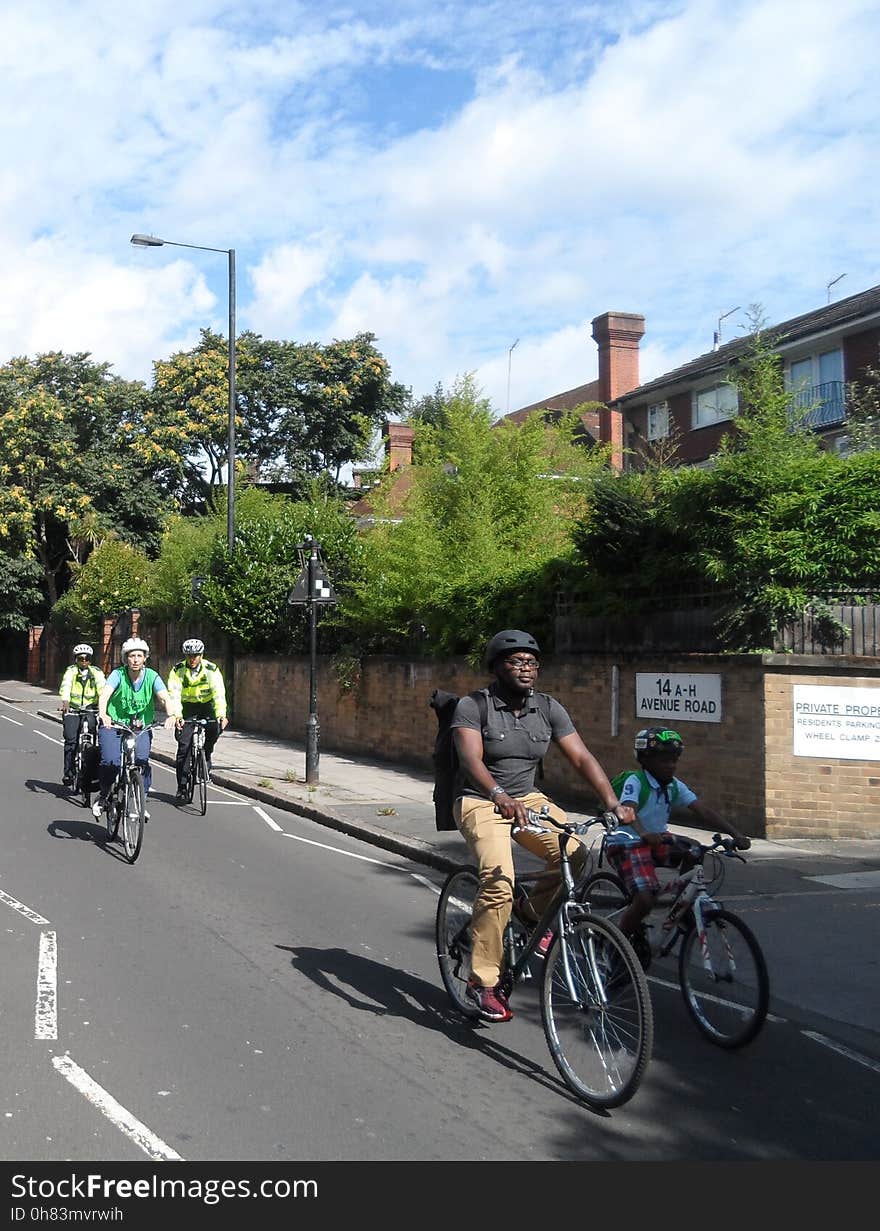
[0,351,165,613]
[570,325,880,648]
[163,484,365,653]
[338,375,609,657]
[51,538,152,636]
[239,331,409,483]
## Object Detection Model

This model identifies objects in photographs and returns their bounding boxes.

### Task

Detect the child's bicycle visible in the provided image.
[435,807,653,1110]
[578,832,769,1049]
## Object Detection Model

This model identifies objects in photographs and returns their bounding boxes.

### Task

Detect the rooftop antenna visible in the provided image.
[826,273,846,303]
[506,337,519,414]
[713,306,740,351]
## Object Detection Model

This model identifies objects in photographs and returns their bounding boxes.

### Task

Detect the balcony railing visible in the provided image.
[789,380,846,429]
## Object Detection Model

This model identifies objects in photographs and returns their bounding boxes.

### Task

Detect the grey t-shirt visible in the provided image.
[451,686,576,799]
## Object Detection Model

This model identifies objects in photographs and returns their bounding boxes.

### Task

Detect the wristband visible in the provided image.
[489,786,505,799]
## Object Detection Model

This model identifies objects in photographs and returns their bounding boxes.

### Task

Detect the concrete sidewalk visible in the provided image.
[4,677,880,876]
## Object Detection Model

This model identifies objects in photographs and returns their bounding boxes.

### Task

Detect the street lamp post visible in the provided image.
[130,234,236,554]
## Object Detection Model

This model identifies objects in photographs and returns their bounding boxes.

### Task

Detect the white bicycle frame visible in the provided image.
[655,860,731,980]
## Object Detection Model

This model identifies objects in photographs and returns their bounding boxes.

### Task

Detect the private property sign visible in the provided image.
[635,673,722,723]
[793,684,880,759]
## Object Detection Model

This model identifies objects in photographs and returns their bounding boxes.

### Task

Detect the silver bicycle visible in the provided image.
[436,808,654,1109]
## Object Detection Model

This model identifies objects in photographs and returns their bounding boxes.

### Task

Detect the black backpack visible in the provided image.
[428,688,551,832]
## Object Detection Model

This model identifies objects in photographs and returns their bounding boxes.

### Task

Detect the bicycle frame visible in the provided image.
[505,813,613,1006]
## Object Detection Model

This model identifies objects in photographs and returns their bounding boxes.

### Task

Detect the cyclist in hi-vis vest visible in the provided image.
[166,638,228,805]
[92,638,178,821]
[59,643,106,786]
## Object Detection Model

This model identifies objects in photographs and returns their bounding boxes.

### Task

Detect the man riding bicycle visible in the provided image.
[451,629,636,1023]
[91,637,178,821]
[59,643,105,787]
[166,638,228,805]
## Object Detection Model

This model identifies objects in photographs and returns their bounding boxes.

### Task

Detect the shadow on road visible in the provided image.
[278,943,599,1114]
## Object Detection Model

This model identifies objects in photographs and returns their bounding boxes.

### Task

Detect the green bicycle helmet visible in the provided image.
[635,727,683,758]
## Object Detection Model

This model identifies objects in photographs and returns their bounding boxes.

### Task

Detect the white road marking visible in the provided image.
[34,729,63,746]
[2,713,23,726]
[35,930,57,1040]
[641,971,785,1022]
[807,871,880,890]
[802,1031,880,1075]
[0,889,51,927]
[52,1054,184,1161]
[281,830,408,870]
[412,873,441,894]
[253,806,283,831]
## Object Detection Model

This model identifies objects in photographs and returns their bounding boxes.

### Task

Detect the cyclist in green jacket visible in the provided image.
[91,638,178,820]
[166,638,228,805]
[59,643,106,787]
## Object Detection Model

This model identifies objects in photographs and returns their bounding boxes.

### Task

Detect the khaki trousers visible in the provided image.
[454,791,586,989]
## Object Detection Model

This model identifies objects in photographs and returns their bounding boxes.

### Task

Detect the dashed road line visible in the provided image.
[52,1054,184,1161]
[0,889,51,927]
[36,930,57,1040]
[2,713,23,726]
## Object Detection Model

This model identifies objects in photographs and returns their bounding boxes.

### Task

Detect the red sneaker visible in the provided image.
[466,980,513,1022]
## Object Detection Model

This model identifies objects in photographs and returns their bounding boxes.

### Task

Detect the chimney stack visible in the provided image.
[384,421,414,472]
[591,311,645,470]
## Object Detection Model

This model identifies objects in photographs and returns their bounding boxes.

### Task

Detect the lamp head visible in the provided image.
[130,234,164,247]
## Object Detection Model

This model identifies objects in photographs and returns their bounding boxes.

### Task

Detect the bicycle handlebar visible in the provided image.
[511,806,619,838]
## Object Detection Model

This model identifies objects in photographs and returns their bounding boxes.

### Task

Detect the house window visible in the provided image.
[786,348,845,428]
[647,401,669,441]
[693,382,738,427]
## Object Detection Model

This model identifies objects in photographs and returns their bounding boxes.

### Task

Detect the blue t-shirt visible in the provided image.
[105,668,167,696]
[606,770,697,846]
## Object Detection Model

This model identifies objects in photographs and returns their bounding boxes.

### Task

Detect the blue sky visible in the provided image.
[2,0,879,456]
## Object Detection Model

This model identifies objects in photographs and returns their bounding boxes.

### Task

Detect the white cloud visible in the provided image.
[0,0,877,425]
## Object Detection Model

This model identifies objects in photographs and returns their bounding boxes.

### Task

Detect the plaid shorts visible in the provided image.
[606,835,680,895]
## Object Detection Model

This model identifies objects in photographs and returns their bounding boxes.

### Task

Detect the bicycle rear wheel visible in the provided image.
[541,915,653,1109]
[196,748,208,815]
[121,770,145,864]
[678,909,768,1048]
[435,867,481,1019]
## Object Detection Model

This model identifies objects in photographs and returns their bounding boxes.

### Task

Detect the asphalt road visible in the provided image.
[2,699,878,1166]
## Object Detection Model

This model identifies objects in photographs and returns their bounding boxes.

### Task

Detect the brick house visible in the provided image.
[572,284,880,471]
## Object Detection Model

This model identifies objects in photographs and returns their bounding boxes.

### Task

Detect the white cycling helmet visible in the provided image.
[182,638,205,655]
[121,637,149,659]
[72,643,93,657]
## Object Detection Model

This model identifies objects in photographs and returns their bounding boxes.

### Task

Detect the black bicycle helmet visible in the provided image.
[634,727,684,758]
[483,629,541,670]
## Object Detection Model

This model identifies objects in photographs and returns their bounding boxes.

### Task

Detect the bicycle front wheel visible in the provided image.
[435,867,481,1019]
[196,748,208,816]
[121,770,145,864]
[577,871,628,920]
[541,915,653,1109]
[678,909,769,1048]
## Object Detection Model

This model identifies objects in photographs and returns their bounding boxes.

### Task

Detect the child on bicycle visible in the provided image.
[605,727,749,942]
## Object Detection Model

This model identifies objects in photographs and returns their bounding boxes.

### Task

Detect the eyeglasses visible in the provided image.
[75,655,91,661]
[502,657,539,669]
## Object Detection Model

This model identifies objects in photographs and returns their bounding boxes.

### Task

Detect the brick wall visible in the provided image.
[61,622,879,840]
[226,651,880,840]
